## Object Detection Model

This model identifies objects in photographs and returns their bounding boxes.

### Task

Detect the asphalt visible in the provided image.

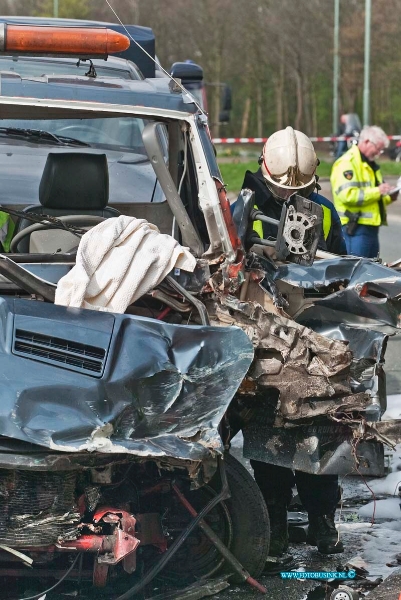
[366,568,401,599]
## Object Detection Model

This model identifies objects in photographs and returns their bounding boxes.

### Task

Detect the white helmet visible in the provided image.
[260,126,318,200]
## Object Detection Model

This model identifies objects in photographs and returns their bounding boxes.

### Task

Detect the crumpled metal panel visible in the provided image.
[226,255,398,473]
[301,322,388,417]
[269,257,401,330]
[306,322,387,361]
[0,298,253,465]
[242,419,385,476]
[208,293,369,421]
[371,419,401,445]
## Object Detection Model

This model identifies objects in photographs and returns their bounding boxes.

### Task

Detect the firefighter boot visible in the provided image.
[266,501,289,557]
[306,512,344,554]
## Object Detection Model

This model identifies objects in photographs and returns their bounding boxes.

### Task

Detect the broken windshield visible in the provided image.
[0,127,90,147]
[0,117,148,154]
[0,115,168,205]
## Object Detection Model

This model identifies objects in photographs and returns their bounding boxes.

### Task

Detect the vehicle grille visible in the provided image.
[0,470,80,547]
[13,329,105,376]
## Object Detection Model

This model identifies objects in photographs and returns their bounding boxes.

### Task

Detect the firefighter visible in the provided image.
[241,126,346,556]
[244,127,346,255]
[331,125,398,258]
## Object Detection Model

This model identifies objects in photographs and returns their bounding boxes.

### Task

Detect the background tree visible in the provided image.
[33,0,89,18]
[0,0,400,137]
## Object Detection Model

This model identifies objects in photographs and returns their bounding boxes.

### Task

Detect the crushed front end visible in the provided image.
[0,297,254,592]
[214,191,401,477]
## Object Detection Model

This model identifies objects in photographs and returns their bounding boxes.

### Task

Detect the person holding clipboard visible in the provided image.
[331,125,399,257]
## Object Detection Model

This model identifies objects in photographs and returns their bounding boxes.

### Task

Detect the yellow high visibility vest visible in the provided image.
[253,204,331,241]
[330,145,391,227]
[0,212,14,252]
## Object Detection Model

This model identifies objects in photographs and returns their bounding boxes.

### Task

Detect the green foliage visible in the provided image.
[9,0,401,138]
[218,159,401,193]
[33,0,90,19]
[218,161,256,193]
[379,161,401,176]
[313,74,333,135]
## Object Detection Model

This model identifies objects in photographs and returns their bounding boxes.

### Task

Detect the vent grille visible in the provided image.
[13,329,105,375]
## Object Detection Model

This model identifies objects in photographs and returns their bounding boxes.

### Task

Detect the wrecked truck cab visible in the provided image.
[0,25,273,595]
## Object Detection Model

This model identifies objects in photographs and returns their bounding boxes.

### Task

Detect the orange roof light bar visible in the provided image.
[0,24,130,58]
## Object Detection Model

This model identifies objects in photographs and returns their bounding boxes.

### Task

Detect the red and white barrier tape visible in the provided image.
[212,135,401,144]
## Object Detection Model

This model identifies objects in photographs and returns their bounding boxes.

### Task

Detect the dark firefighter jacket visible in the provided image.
[242,168,347,255]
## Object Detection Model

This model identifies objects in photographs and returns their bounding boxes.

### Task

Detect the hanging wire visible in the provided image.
[17,553,82,600]
[172,131,188,238]
[178,132,188,196]
[104,0,205,115]
[351,437,377,525]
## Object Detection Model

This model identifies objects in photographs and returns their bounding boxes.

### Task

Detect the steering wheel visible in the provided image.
[53,125,121,145]
[10,215,105,253]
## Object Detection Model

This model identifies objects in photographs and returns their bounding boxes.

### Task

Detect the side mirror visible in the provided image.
[219,85,232,123]
[219,109,231,124]
[221,84,232,111]
[169,61,203,85]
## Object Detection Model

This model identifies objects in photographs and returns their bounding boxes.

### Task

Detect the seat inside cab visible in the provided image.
[11,152,120,254]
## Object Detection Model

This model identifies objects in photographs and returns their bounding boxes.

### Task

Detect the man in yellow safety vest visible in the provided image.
[331,125,398,257]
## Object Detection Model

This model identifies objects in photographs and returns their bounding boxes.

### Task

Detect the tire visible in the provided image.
[162,454,270,582]
[214,453,270,579]
[164,453,270,582]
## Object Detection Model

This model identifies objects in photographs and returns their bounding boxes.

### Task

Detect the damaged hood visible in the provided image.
[0,298,253,462]
[273,257,401,330]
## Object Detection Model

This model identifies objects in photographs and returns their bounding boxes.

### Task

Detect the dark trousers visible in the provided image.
[335,140,348,159]
[342,224,379,258]
[251,460,339,516]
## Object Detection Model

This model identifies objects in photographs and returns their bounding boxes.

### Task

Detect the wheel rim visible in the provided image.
[162,484,233,581]
[331,591,353,600]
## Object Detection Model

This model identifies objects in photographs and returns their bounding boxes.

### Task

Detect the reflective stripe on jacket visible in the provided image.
[253,199,332,241]
[242,169,346,255]
[253,215,263,238]
[330,145,391,227]
[0,212,14,252]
